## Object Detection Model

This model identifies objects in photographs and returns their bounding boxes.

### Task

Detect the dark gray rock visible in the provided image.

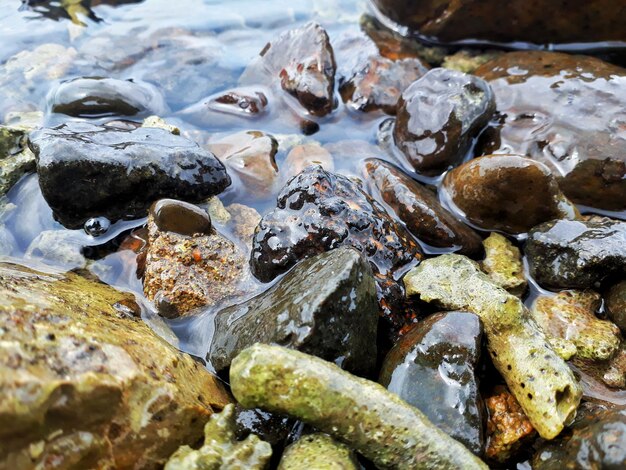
[379,311,485,456]
[393,68,495,176]
[208,247,378,376]
[30,122,230,228]
[49,77,166,117]
[526,219,626,289]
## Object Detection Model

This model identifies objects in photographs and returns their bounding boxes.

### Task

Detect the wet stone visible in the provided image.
[30,122,231,228]
[234,406,295,450]
[49,77,167,118]
[241,22,336,117]
[526,218,626,289]
[278,433,358,470]
[475,52,626,211]
[364,158,482,256]
[393,68,495,176]
[209,247,378,377]
[209,87,269,116]
[151,198,212,236]
[379,311,485,455]
[442,154,578,234]
[480,233,527,296]
[250,165,422,335]
[0,124,36,197]
[282,142,334,181]
[225,203,261,246]
[607,281,626,334]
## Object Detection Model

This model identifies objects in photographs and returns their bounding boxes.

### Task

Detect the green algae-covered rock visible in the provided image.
[0,125,35,196]
[481,233,527,296]
[164,404,272,470]
[0,262,230,469]
[404,254,582,439]
[230,344,488,470]
[278,433,358,470]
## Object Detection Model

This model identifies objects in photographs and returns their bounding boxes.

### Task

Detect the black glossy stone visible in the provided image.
[379,311,485,456]
[30,122,230,228]
[208,247,378,376]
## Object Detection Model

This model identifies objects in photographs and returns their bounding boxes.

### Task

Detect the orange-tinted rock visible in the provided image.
[442,154,578,234]
[475,51,626,211]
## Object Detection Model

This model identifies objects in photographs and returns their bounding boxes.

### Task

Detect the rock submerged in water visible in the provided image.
[278,434,358,470]
[371,0,626,47]
[29,121,231,228]
[442,154,578,234]
[364,158,482,257]
[393,68,494,176]
[0,262,230,469]
[230,344,488,470]
[475,51,626,211]
[526,218,626,289]
[241,22,336,117]
[143,199,248,319]
[404,254,582,439]
[49,77,167,118]
[164,404,272,470]
[0,123,36,197]
[379,311,485,455]
[209,247,378,376]
[250,165,422,335]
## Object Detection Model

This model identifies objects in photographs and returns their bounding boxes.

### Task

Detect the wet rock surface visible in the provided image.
[393,68,494,176]
[526,219,626,289]
[364,158,482,256]
[209,247,378,376]
[49,76,166,117]
[250,165,422,334]
[0,124,36,196]
[230,344,488,470]
[442,154,578,234]
[475,52,626,211]
[480,233,527,296]
[379,311,485,455]
[607,281,626,334]
[165,404,272,470]
[282,142,334,181]
[371,0,626,47]
[0,262,229,469]
[143,200,248,318]
[533,406,626,470]
[278,434,358,470]
[30,122,231,227]
[404,254,582,439]
[241,22,336,117]
[234,406,295,450]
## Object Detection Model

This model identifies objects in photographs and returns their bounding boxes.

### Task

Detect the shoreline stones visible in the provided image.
[393,68,494,176]
[230,344,488,469]
[249,165,422,335]
[379,311,485,455]
[278,434,358,470]
[29,122,231,228]
[208,247,378,376]
[0,262,229,468]
[475,51,626,211]
[442,154,578,234]
[526,218,626,289]
[364,158,482,256]
[404,254,582,439]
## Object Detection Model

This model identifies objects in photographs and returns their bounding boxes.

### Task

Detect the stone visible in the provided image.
[30,122,230,228]
[0,262,229,468]
[282,142,334,182]
[484,386,536,463]
[532,291,622,362]
[475,52,626,211]
[207,131,279,198]
[225,203,261,246]
[164,404,271,470]
[371,0,626,48]
[364,158,482,256]
[606,281,626,334]
[250,165,422,335]
[230,344,488,470]
[24,230,87,270]
[0,125,36,197]
[49,77,167,117]
[393,68,495,176]
[208,247,378,376]
[234,406,294,449]
[240,22,336,117]
[404,254,582,439]
[379,311,485,455]
[480,233,526,296]
[526,218,626,289]
[572,343,626,391]
[442,155,578,234]
[142,115,180,134]
[143,201,248,319]
[533,406,626,469]
[278,434,358,470]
